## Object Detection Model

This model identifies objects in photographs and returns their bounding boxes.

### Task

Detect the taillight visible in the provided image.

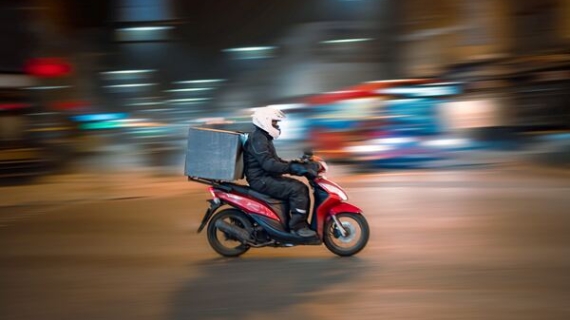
[208,187,216,198]
[25,58,72,78]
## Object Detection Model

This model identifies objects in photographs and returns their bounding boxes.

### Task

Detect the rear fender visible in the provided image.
[197,199,223,233]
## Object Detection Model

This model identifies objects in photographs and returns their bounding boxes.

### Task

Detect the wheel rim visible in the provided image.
[336,221,357,243]
[329,217,362,249]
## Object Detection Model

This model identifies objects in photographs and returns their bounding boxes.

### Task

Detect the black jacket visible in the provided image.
[244,127,290,186]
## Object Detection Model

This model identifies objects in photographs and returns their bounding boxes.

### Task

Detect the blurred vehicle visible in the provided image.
[0,87,79,178]
[0,4,80,179]
[69,113,185,168]
[122,119,183,168]
[303,79,468,168]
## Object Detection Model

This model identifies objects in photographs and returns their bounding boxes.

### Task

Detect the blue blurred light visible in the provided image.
[71,113,129,123]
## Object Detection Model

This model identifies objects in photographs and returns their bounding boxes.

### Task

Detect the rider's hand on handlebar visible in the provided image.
[305,169,318,180]
[289,163,309,176]
[305,161,321,172]
[289,163,318,179]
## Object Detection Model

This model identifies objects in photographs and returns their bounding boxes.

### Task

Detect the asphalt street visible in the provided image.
[1,165,570,320]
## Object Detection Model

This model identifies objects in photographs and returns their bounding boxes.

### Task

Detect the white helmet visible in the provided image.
[252,106,286,139]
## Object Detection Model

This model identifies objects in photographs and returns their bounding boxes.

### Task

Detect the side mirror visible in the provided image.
[301,148,314,162]
[303,148,313,157]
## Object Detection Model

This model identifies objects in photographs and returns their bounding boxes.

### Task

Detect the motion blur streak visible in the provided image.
[1,0,569,319]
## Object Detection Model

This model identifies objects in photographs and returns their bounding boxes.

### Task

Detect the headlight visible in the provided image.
[318,160,329,173]
[320,181,348,201]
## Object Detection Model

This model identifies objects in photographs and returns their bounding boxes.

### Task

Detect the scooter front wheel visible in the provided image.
[324,213,369,257]
[207,209,252,257]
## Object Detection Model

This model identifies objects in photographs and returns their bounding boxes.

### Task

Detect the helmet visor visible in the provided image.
[272,119,281,130]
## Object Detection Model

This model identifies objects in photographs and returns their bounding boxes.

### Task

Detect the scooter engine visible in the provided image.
[253,226,270,243]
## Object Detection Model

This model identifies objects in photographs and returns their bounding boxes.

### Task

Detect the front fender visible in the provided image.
[329,202,362,215]
[316,202,363,238]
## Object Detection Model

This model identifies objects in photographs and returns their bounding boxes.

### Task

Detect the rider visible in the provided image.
[243,106,317,238]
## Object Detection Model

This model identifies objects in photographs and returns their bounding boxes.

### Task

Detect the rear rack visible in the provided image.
[187,176,243,193]
[187,176,222,186]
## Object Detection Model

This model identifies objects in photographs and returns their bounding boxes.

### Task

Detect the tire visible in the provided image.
[324,213,369,257]
[207,209,252,257]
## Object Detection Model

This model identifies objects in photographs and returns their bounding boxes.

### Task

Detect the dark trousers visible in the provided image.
[249,176,309,230]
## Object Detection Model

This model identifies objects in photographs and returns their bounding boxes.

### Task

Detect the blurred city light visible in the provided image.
[119,26,174,32]
[164,88,214,93]
[167,98,211,103]
[103,83,158,88]
[24,58,72,78]
[115,26,174,41]
[71,113,129,122]
[223,46,277,59]
[173,79,225,84]
[223,46,276,52]
[100,70,156,75]
[26,85,71,90]
[321,38,373,44]
[0,0,568,179]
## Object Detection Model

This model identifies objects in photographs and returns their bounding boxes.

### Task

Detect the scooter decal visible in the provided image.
[215,191,280,221]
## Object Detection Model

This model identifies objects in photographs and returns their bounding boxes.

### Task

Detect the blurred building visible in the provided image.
[215,21,384,111]
[10,0,570,122]
[400,0,570,77]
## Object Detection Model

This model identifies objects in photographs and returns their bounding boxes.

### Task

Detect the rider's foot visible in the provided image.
[293,227,317,238]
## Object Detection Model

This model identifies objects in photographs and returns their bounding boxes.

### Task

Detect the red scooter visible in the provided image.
[191,152,369,257]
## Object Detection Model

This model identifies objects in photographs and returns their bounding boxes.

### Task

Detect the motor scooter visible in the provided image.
[191,152,369,257]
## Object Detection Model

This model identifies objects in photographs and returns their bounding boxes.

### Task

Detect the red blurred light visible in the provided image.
[0,103,30,111]
[51,100,88,111]
[25,58,72,78]
[306,79,435,105]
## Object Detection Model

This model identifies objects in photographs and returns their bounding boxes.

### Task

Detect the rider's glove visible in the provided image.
[305,161,321,172]
[289,163,318,179]
[289,163,308,176]
[305,169,318,180]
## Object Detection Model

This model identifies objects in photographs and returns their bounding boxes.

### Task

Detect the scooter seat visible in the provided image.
[247,189,284,205]
[219,182,284,205]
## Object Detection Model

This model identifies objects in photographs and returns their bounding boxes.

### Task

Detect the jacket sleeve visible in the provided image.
[250,135,290,174]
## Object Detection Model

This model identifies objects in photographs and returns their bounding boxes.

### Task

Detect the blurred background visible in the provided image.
[2,1,570,320]
[1,0,569,180]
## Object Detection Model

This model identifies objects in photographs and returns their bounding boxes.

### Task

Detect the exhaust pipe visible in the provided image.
[214,220,252,243]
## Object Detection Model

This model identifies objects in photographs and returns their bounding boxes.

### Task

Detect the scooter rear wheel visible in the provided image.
[324,213,369,257]
[207,209,252,257]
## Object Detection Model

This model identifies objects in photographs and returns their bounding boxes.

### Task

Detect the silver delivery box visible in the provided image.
[184,127,246,181]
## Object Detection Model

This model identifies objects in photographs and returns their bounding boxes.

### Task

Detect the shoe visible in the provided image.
[293,227,317,238]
